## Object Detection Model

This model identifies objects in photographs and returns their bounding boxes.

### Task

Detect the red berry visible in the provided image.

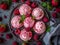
[21,0,25,3]
[0,27,6,33]
[33,34,38,41]
[52,0,58,7]
[43,17,49,23]
[6,34,12,39]
[25,0,31,6]
[0,17,3,21]
[29,31,32,37]
[55,8,60,13]
[25,27,30,32]
[14,9,20,15]
[26,14,30,17]
[37,41,42,45]
[0,3,8,10]
[31,2,37,8]
[12,0,18,2]
[52,12,57,18]
[15,29,21,35]
[12,41,18,45]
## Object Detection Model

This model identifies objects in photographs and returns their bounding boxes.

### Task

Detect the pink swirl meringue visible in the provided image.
[24,17,35,28]
[20,29,32,41]
[19,4,32,16]
[32,7,44,20]
[11,16,23,28]
[33,21,46,34]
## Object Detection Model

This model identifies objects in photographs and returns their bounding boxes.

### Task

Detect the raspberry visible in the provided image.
[29,31,32,37]
[43,17,49,23]
[52,12,57,18]
[0,24,6,33]
[33,34,38,41]
[0,17,3,21]
[21,0,25,3]
[0,3,8,10]
[12,0,18,2]
[25,27,30,31]
[37,41,42,45]
[14,9,20,15]
[6,34,12,39]
[12,41,18,45]
[25,0,31,6]
[15,29,21,35]
[51,0,58,7]
[31,2,37,8]
[55,8,60,13]
[26,14,30,17]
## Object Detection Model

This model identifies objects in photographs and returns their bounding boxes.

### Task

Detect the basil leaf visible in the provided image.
[20,15,25,23]
[46,25,51,32]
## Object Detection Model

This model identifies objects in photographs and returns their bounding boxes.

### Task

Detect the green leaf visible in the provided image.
[0,0,12,6]
[41,2,47,8]
[46,25,51,32]
[19,15,26,23]
[32,16,35,19]
[22,42,27,45]
[6,0,12,6]
[47,2,53,10]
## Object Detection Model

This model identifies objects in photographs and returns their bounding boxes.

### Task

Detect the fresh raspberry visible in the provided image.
[0,17,3,21]
[12,41,18,45]
[21,0,25,3]
[52,0,59,7]
[15,29,21,35]
[25,0,31,6]
[14,9,20,15]
[12,0,18,2]
[43,17,49,23]
[52,12,57,18]
[33,34,39,41]
[26,14,30,17]
[31,2,37,8]
[6,34,12,39]
[37,41,42,45]
[25,27,30,31]
[0,3,8,10]
[29,31,32,37]
[0,24,6,33]
[55,8,60,13]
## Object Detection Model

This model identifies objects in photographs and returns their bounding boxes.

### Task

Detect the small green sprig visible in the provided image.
[46,25,51,32]
[19,15,26,23]
[41,2,53,11]
[0,0,12,6]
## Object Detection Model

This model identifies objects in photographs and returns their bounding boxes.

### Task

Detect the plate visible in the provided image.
[9,1,50,45]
